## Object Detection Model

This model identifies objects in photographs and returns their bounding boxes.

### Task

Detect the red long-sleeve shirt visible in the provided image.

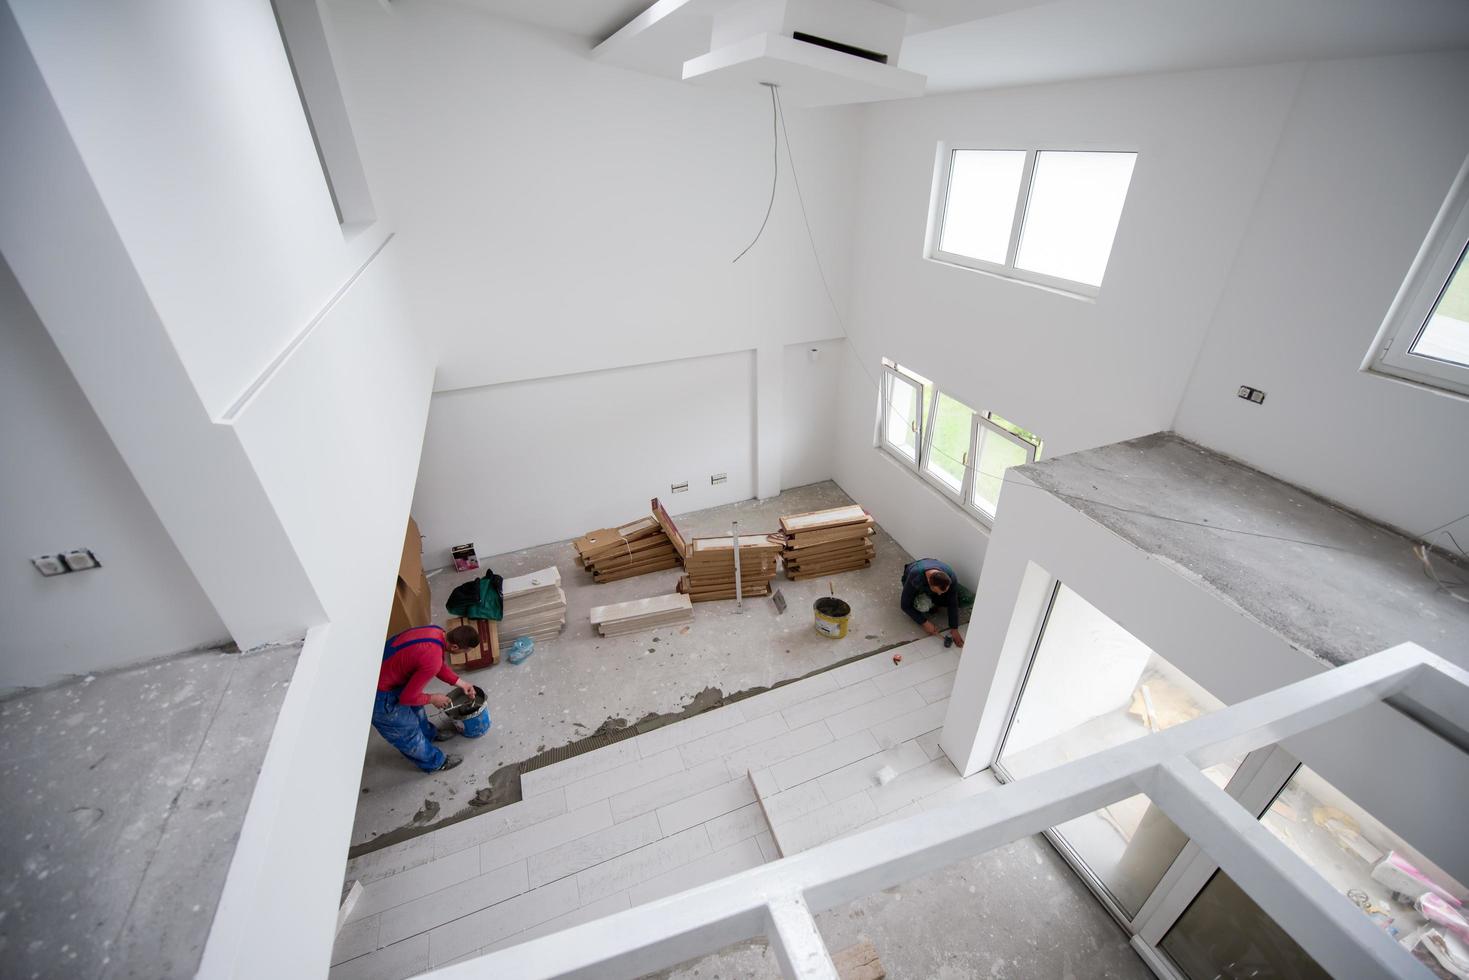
[379,626,461,706]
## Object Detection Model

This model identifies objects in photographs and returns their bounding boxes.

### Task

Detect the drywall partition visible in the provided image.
[828,62,1304,587]
[202,239,433,980]
[1173,51,1469,541]
[0,258,227,690]
[323,0,856,393]
[413,351,758,564]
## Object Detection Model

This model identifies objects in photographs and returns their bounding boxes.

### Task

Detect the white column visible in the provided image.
[755,343,784,499]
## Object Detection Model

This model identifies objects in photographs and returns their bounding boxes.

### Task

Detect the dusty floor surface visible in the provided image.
[652,834,1150,980]
[349,482,951,850]
[0,642,300,979]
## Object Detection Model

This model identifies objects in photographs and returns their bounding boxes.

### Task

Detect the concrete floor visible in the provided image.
[1019,433,1469,669]
[349,483,939,851]
[0,641,300,980]
[655,833,1150,980]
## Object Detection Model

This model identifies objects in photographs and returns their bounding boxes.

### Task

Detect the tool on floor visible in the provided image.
[771,588,787,614]
[732,520,744,614]
[944,635,953,649]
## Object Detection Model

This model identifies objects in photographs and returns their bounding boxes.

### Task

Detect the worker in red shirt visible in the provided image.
[374,624,481,773]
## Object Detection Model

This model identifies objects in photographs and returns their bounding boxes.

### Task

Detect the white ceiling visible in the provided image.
[447,0,1469,91]
[902,0,1469,94]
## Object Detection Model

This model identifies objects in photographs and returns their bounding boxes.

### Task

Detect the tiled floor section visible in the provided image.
[331,634,971,979]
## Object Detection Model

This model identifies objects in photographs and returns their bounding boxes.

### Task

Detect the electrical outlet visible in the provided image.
[31,555,68,577]
[671,481,689,493]
[1236,385,1266,405]
[62,549,101,571]
[710,473,727,485]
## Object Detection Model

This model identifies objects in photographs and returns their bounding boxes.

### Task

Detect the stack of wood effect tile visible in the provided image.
[678,533,782,602]
[497,567,566,644]
[588,593,694,637]
[779,504,876,580]
[573,515,679,583]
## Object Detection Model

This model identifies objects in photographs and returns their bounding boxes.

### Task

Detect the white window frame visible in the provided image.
[969,415,1038,519]
[879,362,925,467]
[877,359,1040,528]
[1363,153,1469,399]
[925,144,1138,298]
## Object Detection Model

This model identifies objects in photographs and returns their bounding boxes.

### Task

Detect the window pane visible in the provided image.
[923,391,974,492]
[1161,871,1330,980]
[1260,764,1468,968]
[971,426,1032,516]
[1411,243,1469,367]
[1016,151,1137,287]
[938,149,1026,265]
[884,373,919,460]
[1000,585,1241,916]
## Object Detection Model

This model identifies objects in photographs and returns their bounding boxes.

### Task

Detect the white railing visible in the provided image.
[430,643,1467,980]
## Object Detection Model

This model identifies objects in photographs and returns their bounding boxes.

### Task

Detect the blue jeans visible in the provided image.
[372,689,445,772]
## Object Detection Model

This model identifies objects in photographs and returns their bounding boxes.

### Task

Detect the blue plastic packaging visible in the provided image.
[506,635,535,665]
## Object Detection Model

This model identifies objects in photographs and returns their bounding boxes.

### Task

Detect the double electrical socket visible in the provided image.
[31,549,101,577]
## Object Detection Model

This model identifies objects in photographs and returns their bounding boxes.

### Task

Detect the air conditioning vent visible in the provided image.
[790,31,888,64]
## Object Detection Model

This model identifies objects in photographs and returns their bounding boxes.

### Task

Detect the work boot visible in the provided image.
[437,754,463,773]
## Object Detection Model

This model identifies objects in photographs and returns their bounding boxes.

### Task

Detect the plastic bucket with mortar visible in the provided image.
[445,685,491,738]
[813,597,851,639]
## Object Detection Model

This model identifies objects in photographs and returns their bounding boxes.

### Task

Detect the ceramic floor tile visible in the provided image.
[868,697,949,747]
[379,859,529,948]
[627,837,766,907]
[736,671,841,721]
[914,670,957,704]
[561,748,685,811]
[779,679,883,730]
[704,802,770,851]
[608,760,731,822]
[635,704,747,758]
[427,877,580,967]
[519,740,642,798]
[824,687,926,739]
[768,731,880,791]
[526,812,663,888]
[677,712,788,768]
[815,740,928,804]
[871,649,959,695]
[720,721,834,780]
[576,825,712,905]
[656,777,757,836]
[329,935,429,980]
[477,800,614,874]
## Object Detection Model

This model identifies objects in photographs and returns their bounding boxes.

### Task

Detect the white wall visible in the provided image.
[7,0,389,418]
[0,258,226,690]
[1173,51,1469,540]
[2,2,433,975]
[781,339,845,490]
[830,63,1305,587]
[415,350,756,562]
[324,0,857,392]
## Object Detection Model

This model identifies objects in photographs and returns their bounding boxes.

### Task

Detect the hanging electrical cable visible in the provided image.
[732,83,780,264]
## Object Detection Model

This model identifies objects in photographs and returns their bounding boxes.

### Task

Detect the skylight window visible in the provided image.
[927,145,1137,294]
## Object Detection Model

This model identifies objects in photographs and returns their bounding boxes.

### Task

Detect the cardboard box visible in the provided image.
[451,542,479,572]
[386,517,431,638]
